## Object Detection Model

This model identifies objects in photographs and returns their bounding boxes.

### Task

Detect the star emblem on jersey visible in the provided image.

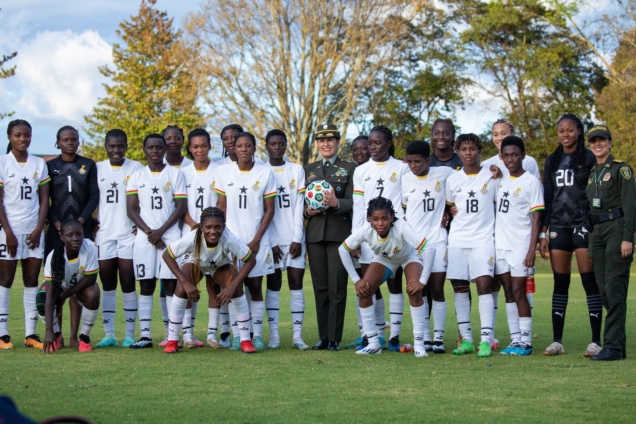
[163,182,172,192]
[240,186,247,194]
[468,190,476,198]
[423,190,431,197]
[513,187,522,198]
[21,177,28,184]
[480,183,488,195]
[252,180,261,191]
[209,259,216,266]
[376,178,384,186]
[434,181,442,192]
[502,191,510,198]
[111,182,118,189]
[197,187,204,194]
[278,185,286,193]
[389,172,398,183]
[382,251,389,258]
[152,186,159,194]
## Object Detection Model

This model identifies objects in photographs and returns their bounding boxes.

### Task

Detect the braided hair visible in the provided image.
[548,113,587,174]
[55,126,79,149]
[50,218,83,296]
[220,124,244,157]
[105,129,127,146]
[366,197,397,226]
[492,119,515,134]
[370,125,395,157]
[453,133,483,152]
[6,119,32,153]
[431,118,456,139]
[186,128,211,159]
[191,207,226,284]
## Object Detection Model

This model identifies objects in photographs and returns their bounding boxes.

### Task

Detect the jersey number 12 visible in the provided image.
[21,186,32,200]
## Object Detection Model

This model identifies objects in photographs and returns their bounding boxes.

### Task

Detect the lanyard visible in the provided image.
[594,164,605,196]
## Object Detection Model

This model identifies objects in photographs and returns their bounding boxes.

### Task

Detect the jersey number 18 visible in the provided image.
[465,199,479,213]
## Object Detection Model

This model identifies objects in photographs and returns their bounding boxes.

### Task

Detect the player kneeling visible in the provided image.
[37,219,100,353]
[161,207,258,354]
[339,198,431,357]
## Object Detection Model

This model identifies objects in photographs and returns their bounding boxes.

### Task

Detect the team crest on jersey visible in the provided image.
[443,251,448,263]
[266,253,272,264]
[252,180,261,191]
[79,266,85,275]
[290,179,296,189]
[79,165,87,175]
[513,188,522,198]
[434,181,442,192]
[487,256,494,267]
[33,171,39,182]
[163,182,172,192]
[393,246,400,254]
[123,175,131,186]
[389,172,398,183]
[210,181,216,191]
[550,232,557,239]
[480,183,488,195]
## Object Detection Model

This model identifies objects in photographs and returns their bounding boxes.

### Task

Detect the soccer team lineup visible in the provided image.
[0,114,633,361]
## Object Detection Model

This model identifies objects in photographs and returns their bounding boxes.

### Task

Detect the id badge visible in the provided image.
[592,196,602,209]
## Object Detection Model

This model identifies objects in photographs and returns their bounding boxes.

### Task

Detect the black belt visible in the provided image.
[591,208,624,224]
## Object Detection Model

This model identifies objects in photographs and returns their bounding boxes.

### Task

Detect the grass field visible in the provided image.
[2,258,636,423]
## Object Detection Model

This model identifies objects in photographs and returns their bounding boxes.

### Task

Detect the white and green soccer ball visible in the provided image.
[305,180,332,211]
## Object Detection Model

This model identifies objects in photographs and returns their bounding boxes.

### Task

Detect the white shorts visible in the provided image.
[237,244,274,278]
[374,249,426,284]
[96,233,135,260]
[0,230,44,260]
[427,242,448,274]
[447,245,495,281]
[359,242,373,265]
[274,243,306,270]
[133,233,178,280]
[495,249,532,278]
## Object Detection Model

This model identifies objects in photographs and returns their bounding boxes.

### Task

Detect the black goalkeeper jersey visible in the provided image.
[429,152,463,170]
[542,148,595,229]
[46,154,99,237]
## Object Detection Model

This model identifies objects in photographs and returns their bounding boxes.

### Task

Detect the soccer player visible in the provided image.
[429,118,463,169]
[126,133,188,349]
[215,132,276,351]
[402,140,455,353]
[39,218,100,353]
[180,128,220,348]
[0,120,50,350]
[264,129,309,350]
[94,129,144,348]
[446,133,500,358]
[494,136,544,356]
[339,197,431,356]
[540,113,601,357]
[352,125,409,351]
[163,125,193,169]
[216,124,265,166]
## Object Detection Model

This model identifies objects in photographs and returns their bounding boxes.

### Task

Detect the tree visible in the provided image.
[84,0,203,162]
[185,0,432,164]
[0,7,17,120]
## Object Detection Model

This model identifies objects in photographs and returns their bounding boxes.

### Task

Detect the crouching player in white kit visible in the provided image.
[495,136,543,356]
[94,129,143,348]
[265,129,310,350]
[161,207,257,354]
[126,133,187,349]
[339,197,432,357]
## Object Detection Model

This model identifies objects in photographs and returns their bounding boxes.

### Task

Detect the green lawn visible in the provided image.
[2,259,636,423]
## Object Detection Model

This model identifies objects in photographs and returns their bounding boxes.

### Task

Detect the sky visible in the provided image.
[0,0,503,156]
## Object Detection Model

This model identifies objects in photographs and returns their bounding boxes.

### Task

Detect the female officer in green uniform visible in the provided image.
[586,125,636,361]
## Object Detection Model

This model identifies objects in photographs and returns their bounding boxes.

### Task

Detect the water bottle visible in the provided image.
[399,344,413,353]
[526,267,536,294]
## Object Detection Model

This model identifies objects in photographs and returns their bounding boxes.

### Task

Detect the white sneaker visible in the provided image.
[543,341,565,356]
[584,342,602,357]
[414,345,429,358]
[356,344,382,355]
[219,333,231,348]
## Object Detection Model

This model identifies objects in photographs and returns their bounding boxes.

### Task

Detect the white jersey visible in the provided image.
[353,157,409,228]
[481,154,540,180]
[181,162,220,234]
[401,166,456,246]
[215,156,265,166]
[164,156,193,169]
[44,239,99,291]
[96,159,144,240]
[265,161,306,246]
[126,165,187,240]
[214,163,277,244]
[446,167,500,248]
[495,172,545,251]
[0,152,50,234]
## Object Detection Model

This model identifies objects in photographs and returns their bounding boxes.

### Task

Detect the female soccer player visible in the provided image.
[215,132,276,351]
[352,125,409,351]
[163,125,193,169]
[0,120,50,350]
[46,125,99,348]
[402,140,455,353]
[216,124,265,166]
[429,118,463,169]
[265,129,309,349]
[161,207,257,354]
[94,129,144,348]
[126,133,188,349]
[446,133,500,358]
[40,218,100,353]
[495,136,544,356]
[540,113,601,357]
[339,197,431,356]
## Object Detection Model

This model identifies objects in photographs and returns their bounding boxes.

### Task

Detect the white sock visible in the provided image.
[251,300,264,337]
[123,291,138,338]
[491,291,499,341]
[52,316,60,334]
[478,294,494,343]
[360,303,379,348]
[266,289,280,341]
[356,296,364,336]
[290,289,304,340]
[191,301,198,334]
[389,293,404,340]
[454,292,472,343]
[422,300,431,342]
[159,295,168,330]
[182,308,192,341]
[138,295,153,339]
[245,289,253,333]
[527,293,534,310]
[220,303,230,334]
[24,287,38,337]
[375,295,386,340]
[0,286,10,337]
[506,302,521,344]
[229,302,238,338]
[101,290,116,337]
[80,307,99,337]
[519,316,532,345]
[207,308,220,341]
[432,300,446,343]
[168,296,187,341]
[230,294,250,341]
[410,303,426,348]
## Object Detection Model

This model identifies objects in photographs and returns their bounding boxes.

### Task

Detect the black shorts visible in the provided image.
[548,227,589,252]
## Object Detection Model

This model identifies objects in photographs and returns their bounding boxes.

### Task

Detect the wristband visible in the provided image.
[539,232,547,239]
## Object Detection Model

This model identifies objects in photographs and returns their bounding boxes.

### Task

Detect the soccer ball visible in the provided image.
[305,180,332,211]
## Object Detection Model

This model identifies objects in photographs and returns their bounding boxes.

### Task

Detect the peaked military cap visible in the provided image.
[315,124,341,139]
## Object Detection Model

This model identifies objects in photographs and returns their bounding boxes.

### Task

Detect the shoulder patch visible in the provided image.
[620,166,632,180]
[613,159,625,163]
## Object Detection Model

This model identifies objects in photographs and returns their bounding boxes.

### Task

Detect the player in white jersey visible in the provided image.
[0,120,50,350]
[445,133,501,358]
[495,137,544,356]
[126,133,187,349]
[264,129,309,350]
[402,141,456,353]
[38,219,100,353]
[352,125,409,351]
[93,130,144,348]
[215,123,265,166]
[215,132,277,351]
[339,198,431,356]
